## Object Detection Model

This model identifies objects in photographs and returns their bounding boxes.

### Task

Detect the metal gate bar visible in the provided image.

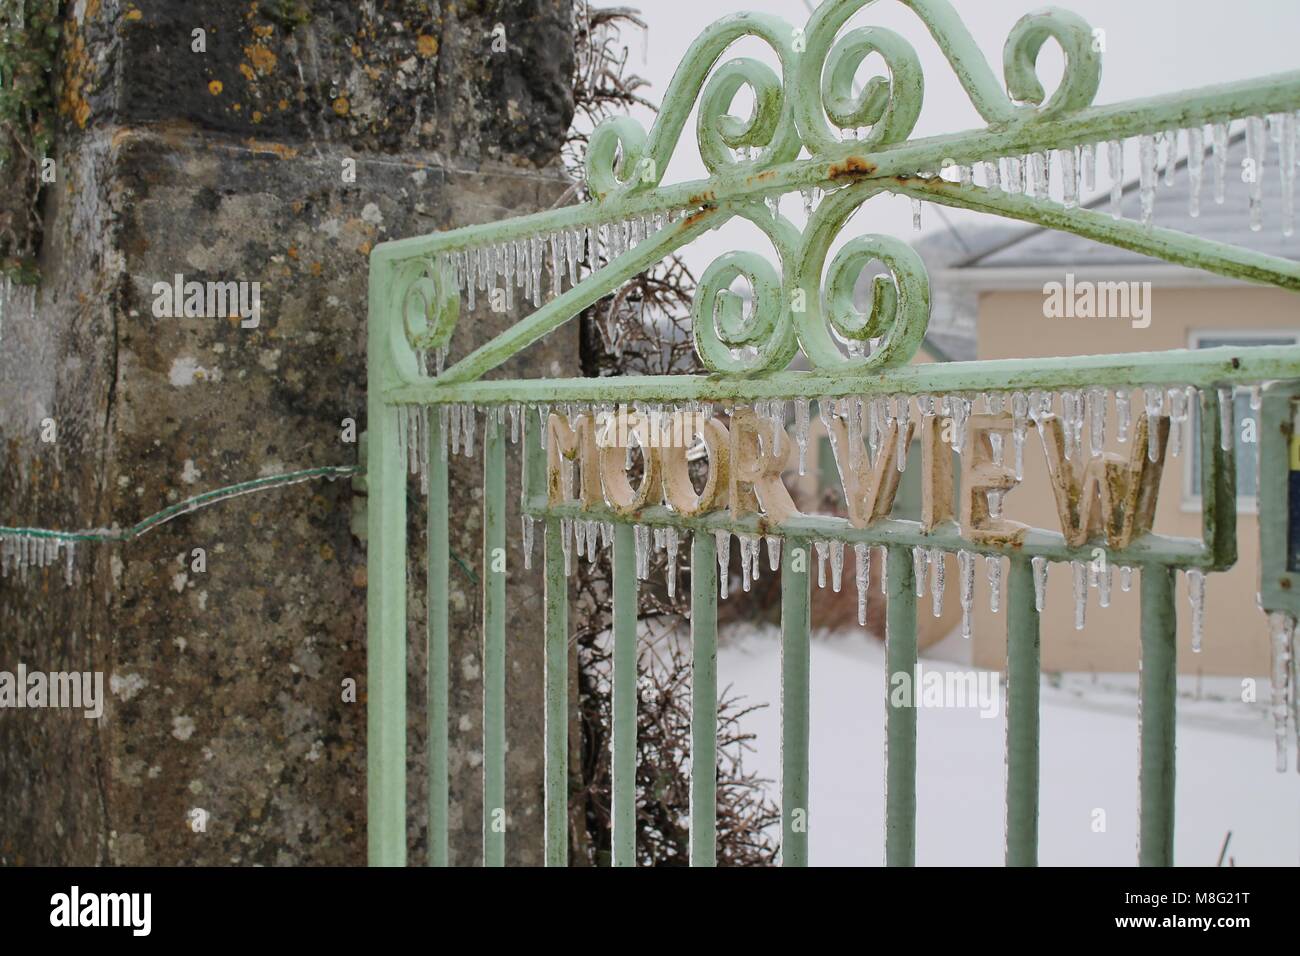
[1004,556,1040,867]
[689,532,719,867]
[612,524,638,867]
[885,545,918,866]
[428,413,450,867]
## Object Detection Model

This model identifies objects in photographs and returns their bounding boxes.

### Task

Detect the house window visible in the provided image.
[1185,331,1299,512]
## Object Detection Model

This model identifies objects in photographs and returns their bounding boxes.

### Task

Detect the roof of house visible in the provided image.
[916,129,1298,358]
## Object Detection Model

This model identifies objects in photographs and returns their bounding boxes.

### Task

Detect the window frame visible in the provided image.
[1181,329,1300,515]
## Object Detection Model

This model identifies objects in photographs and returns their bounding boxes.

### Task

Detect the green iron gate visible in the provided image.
[365,0,1300,866]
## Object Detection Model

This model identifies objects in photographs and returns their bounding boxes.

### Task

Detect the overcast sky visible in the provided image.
[598,0,1300,271]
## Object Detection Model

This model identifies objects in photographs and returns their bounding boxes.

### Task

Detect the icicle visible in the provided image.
[814,539,828,589]
[1108,140,1123,219]
[1087,388,1106,458]
[982,159,1002,193]
[911,198,923,231]
[465,250,478,309]
[63,541,76,586]
[1031,555,1048,612]
[912,546,928,599]
[1011,392,1029,481]
[1138,134,1158,227]
[801,188,815,217]
[1071,560,1086,630]
[1143,386,1164,462]
[958,550,975,639]
[1268,611,1294,772]
[1247,116,1268,232]
[880,545,889,596]
[715,531,731,599]
[536,404,550,452]
[396,406,409,475]
[419,408,430,494]
[1097,560,1111,609]
[1115,389,1131,444]
[765,194,780,219]
[894,394,910,471]
[522,515,535,569]
[855,543,870,626]
[1061,147,1078,208]
[574,519,588,562]
[601,521,613,551]
[1167,387,1189,457]
[766,535,782,572]
[509,403,521,444]
[1120,565,1133,592]
[1004,155,1024,195]
[1160,129,1178,187]
[794,398,811,476]
[586,520,599,564]
[1217,386,1235,451]
[1211,121,1230,205]
[1278,112,1297,236]
[405,405,421,476]
[1081,142,1096,192]
[986,555,1002,613]
[1032,150,1051,201]
[928,548,945,618]
[461,405,475,457]
[1187,126,1206,217]
[560,518,573,576]
[738,535,754,592]
[1186,569,1206,653]
[663,526,679,599]
[830,540,844,593]
[633,524,650,581]
[949,396,971,453]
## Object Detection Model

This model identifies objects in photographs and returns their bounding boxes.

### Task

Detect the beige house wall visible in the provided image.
[969,285,1300,677]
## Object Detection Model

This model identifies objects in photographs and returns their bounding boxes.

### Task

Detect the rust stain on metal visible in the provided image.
[828,156,877,179]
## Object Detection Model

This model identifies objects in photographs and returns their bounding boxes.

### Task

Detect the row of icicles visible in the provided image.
[419,111,1300,376]
[0,534,77,585]
[393,384,1240,640]
[865,113,1298,236]
[421,207,692,376]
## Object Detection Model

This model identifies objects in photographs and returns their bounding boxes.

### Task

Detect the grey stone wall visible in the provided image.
[0,0,575,866]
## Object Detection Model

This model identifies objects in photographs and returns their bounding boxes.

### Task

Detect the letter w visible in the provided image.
[1039,413,1168,548]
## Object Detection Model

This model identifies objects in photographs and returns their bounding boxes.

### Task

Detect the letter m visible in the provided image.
[207,281,239,319]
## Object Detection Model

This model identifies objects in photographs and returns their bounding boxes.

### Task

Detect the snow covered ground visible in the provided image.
[717,625,1300,866]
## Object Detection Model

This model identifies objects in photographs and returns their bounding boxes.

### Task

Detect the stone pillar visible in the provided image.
[0,0,575,866]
